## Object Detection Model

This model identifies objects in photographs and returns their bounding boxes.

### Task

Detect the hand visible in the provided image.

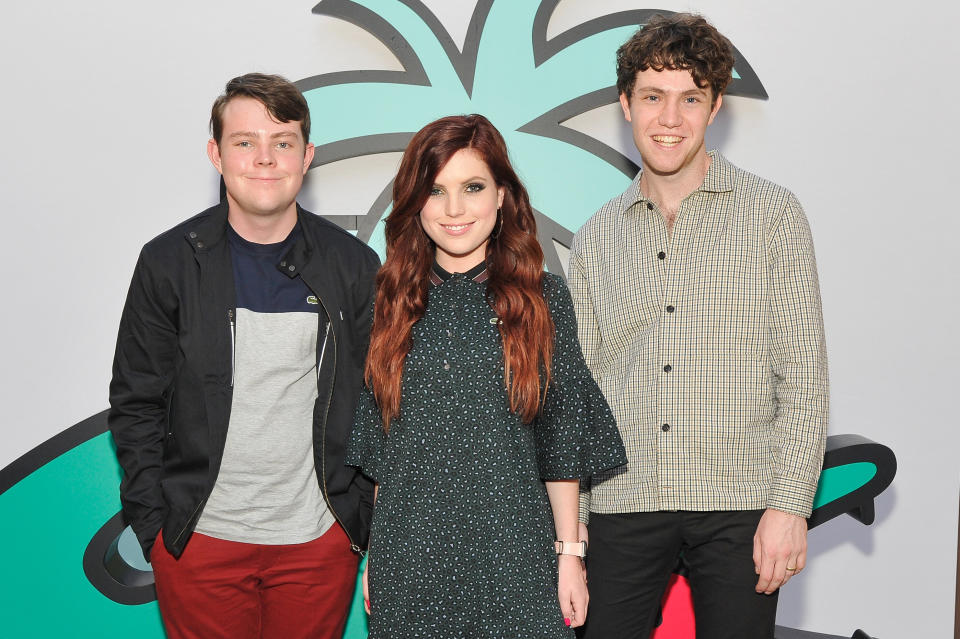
[753,509,808,594]
[557,555,588,628]
[362,557,370,614]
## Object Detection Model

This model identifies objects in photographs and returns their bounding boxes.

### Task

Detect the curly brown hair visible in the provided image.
[616,13,735,106]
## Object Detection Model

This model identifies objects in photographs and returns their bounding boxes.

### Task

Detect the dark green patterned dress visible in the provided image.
[346,265,626,639]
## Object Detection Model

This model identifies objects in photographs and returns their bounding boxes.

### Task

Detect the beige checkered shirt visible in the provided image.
[569,151,828,521]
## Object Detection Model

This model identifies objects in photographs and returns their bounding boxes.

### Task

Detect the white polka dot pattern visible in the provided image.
[346,272,626,638]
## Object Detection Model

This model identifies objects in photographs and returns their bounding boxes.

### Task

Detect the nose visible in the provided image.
[255,145,276,166]
[446,191,465,218]
[658,97,682,128]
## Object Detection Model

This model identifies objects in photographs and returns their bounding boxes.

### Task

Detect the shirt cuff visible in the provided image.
[767,474,819,518]
[578,479,591,525]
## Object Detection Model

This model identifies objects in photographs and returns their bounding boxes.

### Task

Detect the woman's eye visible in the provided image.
[465,183,485,193]
[429,187,443,196]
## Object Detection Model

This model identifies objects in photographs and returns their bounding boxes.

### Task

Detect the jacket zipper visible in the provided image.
[318,323,331,383]
[228,309,236,387]
[173,310,234,549]
[315,299,362,554]
[172,497,207,547]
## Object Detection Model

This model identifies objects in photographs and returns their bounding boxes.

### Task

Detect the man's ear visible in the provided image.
[207,138,223,174]
[302,143,315,175]
[707,93,723,125]
[619,92,632,123]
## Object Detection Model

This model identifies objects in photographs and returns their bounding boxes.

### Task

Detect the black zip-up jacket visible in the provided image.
[108,201,379,559]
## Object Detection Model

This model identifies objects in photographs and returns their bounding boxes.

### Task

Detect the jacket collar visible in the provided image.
[278,206,312,279]
[183,200,313,279]
[184,199,230,253]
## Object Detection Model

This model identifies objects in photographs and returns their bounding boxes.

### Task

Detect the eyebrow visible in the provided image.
[227,131,299,139]
[434,175,490,185]
[634,85,708,96]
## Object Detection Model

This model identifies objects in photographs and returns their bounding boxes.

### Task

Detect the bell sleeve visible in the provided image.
[535,274,627,480]
[345,383,387,483]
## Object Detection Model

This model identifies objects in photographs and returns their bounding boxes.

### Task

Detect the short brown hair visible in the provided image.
[210,73,310,145]
[616,13,735,105]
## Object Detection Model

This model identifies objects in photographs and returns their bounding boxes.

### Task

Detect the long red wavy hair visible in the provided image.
[366,114,553,431]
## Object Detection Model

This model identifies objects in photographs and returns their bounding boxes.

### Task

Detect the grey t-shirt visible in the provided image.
[194,224,335,544]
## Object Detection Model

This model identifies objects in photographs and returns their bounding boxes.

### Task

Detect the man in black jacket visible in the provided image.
[109,73,379,639]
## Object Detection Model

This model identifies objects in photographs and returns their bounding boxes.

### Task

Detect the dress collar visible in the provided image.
[430,259,489,286]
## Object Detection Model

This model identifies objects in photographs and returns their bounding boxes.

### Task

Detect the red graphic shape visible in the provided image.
[651,574,696,639]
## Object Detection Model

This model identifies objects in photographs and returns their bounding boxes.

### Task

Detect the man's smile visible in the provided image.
[651,135,684,147]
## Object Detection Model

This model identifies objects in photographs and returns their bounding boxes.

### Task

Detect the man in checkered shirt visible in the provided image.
[569,13,828,639]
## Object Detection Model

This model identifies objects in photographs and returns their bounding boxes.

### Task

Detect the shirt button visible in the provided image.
[446,329,453,337]
[663,364,672,372]
[661,423,671,432]
[189,232,197,239]
[288,265,296,272]
[666,305,675,313]
[657,251,666,260]
[196,241,205,249]
[443,361,450,371]
[646,202,654,210]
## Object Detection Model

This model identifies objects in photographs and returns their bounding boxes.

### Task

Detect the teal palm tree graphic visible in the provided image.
[299,0,767,275]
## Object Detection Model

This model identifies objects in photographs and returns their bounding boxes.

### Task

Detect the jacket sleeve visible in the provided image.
[108,247,178,558]
[765,195,829,518]
[351,249,380,543]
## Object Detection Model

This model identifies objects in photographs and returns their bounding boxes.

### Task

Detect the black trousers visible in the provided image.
[579,510,778,639]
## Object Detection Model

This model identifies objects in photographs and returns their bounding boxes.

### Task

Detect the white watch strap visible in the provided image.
[554,540,587,558]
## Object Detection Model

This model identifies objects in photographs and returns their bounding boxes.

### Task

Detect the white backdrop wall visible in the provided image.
[2,1,957,636]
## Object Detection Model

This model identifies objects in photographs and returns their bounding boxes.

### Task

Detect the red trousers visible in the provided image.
[151,524,359,639]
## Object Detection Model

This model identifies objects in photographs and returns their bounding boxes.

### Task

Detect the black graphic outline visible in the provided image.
[297,0,768,259]
[83,511,156,605]
[0,4,889,635]
[808,434,897,531]
[0,410,108,496]
[522,4,767,179]
[2,412,896,612]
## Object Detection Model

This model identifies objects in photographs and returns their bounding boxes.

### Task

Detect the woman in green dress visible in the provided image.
[346,114,626,639]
